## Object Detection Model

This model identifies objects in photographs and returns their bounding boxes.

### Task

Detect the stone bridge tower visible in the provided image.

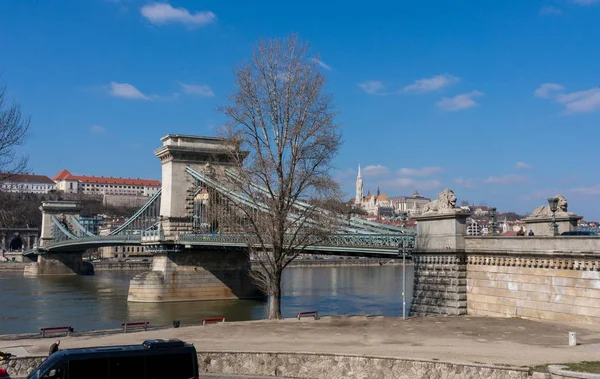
[38,201,82,249]
[155,135,245,238]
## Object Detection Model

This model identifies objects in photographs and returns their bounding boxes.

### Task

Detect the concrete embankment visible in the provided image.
[2,316,600,378]
[0,262,26,271]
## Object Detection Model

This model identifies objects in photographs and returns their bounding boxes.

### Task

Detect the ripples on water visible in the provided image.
[0,265,413,334]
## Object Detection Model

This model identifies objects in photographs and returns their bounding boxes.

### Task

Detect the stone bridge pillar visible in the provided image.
[39,201,82,248]
[24,252,93,276]
[155,135,243,239]
[127,245,262,302]
[410,190,470,316]
[25,201,91,276]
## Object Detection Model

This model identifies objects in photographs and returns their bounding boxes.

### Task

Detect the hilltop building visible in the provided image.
[0,173,56,194]
[353,165,430,216]
[53,169,160,197]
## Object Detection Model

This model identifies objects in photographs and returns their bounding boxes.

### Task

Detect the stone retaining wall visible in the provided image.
[0,356,45,377]
[466,251,600,324]
[196,351,531,379]
[10,352,599,378]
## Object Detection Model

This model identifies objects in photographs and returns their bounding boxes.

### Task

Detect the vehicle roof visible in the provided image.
[52,341,195,359]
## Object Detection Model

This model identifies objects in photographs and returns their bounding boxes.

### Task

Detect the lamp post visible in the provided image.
[547,197,559,236]
[399,212,408,320]
[490,207,497,236]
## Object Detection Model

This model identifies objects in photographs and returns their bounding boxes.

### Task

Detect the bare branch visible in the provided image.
[0,81,30,181]
[218,34,342,319]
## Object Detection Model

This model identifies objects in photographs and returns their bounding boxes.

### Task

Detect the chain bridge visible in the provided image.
[24,135,414,303]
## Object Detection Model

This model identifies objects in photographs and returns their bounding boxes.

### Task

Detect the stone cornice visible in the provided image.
[468,252,600,270]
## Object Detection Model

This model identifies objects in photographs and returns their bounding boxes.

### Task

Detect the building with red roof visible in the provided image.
[53,169,161,197]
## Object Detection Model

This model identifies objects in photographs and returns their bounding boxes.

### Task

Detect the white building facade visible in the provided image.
[53,169,160,197]
[0,174,56,194]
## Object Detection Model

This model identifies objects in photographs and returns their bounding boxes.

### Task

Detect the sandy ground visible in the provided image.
[2,315,600,368]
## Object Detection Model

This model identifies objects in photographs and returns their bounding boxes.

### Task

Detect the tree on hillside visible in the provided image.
[219,34,343,319]
[0,81,30,179]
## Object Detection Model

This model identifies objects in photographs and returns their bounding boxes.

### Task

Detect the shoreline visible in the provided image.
[0,258,411,273]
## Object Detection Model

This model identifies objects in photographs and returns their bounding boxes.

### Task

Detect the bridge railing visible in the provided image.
[177,233,415,249]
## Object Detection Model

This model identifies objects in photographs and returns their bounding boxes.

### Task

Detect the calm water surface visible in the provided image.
[0,265,413,334]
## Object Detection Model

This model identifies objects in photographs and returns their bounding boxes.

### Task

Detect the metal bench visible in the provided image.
[40,326,73,338]
[297,311,319,320]
[121,321,149,333]
[201,317,225,325]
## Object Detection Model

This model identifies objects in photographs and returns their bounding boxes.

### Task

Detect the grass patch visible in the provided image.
[531,361,600,374]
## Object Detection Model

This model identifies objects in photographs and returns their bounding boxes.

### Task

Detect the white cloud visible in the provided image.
[453,177,475,189]
[436,91,483,111]
[141,3,216,26]
[383,178,442,191]
[403,74,459,93]
[362,165,390,177]
[109,82,150,100]
[556,88,600,113]
[179,82,214,97]
[482,174,527,184]
[572,0,599,5]
[540,5,562,15]
[534,83,564,98]
[396,166,442,177]
[90,125,106,133]
[570,185,600,195]
[358,81,385,95]
[312,58,332,71]
[515,162,533,169]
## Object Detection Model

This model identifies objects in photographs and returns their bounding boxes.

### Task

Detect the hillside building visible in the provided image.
[53,169,160,197]
[0,173,56,194]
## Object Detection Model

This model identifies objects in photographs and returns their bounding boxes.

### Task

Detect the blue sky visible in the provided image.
[1,0,600,219]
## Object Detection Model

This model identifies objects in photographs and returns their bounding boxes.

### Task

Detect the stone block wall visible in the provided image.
[1,352,533,378]
[197,351,531,379]
[410,252,467,316]
[0,356,45,377]
[467,252,600,324]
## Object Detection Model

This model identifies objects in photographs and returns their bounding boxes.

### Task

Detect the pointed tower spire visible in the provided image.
[355,164,364,205]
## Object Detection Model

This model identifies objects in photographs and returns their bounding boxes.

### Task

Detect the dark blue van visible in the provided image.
[27,339,198,379]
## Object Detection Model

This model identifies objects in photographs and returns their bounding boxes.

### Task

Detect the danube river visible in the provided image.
[0,265,414,335]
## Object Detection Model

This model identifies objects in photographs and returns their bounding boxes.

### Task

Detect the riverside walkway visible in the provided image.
[2,316,600,367]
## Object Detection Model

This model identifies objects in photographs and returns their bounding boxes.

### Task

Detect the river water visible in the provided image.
[0,265,414,335]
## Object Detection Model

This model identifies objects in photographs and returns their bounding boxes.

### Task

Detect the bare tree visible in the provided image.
[0,81,29,180]
[219,34,343,319]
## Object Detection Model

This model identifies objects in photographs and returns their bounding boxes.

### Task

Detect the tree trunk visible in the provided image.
[267,271,283,319]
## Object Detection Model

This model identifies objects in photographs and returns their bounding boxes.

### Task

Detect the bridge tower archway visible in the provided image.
[9,233,23,250]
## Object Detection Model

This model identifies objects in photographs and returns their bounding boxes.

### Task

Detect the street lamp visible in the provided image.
[547,197,559,236]
[399,212,408,320]
[489,207,497,236]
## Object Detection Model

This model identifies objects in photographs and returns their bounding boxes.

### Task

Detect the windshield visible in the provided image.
[27,354,61,379]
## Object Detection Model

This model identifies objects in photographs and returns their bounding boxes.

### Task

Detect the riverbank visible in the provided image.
[2,316,599,378]
[1,258,408,273]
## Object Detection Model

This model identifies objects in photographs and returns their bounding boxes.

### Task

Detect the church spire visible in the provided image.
[355,164,363,205]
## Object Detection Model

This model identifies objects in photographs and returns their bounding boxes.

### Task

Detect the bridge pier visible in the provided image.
[127,245,262,302]
[23,252,94,276]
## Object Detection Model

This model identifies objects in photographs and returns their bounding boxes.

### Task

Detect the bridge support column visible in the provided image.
[127,244,262,302]
[410,210,470,316]
[23,252,94,276]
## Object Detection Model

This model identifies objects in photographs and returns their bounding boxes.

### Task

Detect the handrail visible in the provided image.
[109,189,162,236]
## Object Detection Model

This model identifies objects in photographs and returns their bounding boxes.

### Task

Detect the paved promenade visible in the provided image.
[2,316,600,367]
